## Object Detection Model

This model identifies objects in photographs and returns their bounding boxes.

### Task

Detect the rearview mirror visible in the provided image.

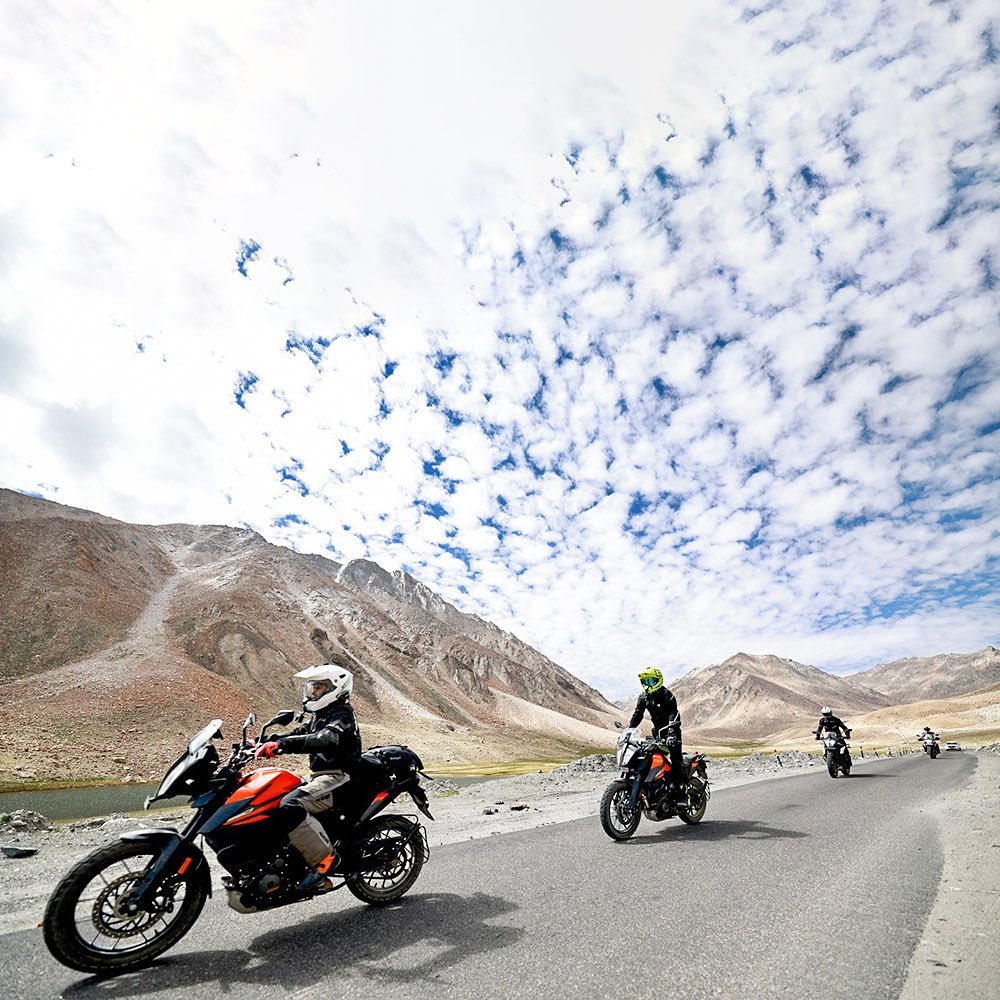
[241,712,257,746]
[261,710,296,739]
[614,721,623,729]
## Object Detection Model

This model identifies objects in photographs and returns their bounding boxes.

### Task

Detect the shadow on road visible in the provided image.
[841,773,897,779]
[627,819,808,845]
[62,891,522,997]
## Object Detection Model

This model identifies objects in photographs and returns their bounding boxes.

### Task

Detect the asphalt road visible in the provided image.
[0,752,976,1000]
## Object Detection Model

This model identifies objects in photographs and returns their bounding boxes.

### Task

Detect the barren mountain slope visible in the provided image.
[673,652,891,743]
[334,558,610,717]
[847,647,1000,703]
[0,490,620,785]
[0,496,172,682]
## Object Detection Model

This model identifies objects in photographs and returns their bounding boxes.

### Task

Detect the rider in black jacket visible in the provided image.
[813,707,851,738]
[254,664,362,891]
[629,668,686,802]
[277,702,362,772]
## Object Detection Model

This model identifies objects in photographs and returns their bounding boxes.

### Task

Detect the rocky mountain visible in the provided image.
[847,647,1000,704]
[0,489,620,786]
[671,652,892,743]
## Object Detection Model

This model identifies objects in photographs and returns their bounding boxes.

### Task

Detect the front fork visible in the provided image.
[626,772,644,811]
[122,813,210,913]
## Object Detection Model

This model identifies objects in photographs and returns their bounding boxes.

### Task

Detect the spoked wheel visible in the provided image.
[347,816,425,905]
[600,780,641,841]
[43,840,208,974]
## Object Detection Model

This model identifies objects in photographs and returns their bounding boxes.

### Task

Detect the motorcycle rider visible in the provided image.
[254,663,362,891]
[917,726,939,748]
[813,706,851,741]
[628,668,686,803]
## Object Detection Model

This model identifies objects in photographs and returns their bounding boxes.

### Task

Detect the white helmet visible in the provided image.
[294,664,353,712]
[820,706,832,716]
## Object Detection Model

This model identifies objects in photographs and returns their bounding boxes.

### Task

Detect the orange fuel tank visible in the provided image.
[222,767,303,827]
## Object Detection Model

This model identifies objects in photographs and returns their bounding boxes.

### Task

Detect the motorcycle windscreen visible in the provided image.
[146,719,224,806]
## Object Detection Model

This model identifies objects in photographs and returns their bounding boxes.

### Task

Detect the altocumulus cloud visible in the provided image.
[0,0,996,696]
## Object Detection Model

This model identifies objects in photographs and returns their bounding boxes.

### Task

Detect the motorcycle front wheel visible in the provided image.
[600,780,641,841]
[43,839,208,974]
[827,755,838,778]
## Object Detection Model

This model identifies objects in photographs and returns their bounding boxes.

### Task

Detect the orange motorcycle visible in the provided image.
[600,722,709,840]
[43,711,432,974]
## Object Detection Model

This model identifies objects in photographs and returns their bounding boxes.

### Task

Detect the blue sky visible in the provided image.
[0,1,997,696]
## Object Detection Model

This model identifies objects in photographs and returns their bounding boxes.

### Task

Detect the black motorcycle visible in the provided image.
[43,711,433,974]
[818,728,852,777]
[919,733,940,758]
[600,723,709,841]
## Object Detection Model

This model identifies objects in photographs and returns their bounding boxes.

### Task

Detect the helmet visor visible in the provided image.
[641,676,659,690]
[304,679,333,702]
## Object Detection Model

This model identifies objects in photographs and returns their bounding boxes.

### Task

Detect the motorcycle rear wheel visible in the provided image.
[43,840,207,974]
[346,815,424,905]
[600,780,641,841]
[678,787,707,825]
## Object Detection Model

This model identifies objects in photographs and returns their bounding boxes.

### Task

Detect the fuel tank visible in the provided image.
[221,767,302,828]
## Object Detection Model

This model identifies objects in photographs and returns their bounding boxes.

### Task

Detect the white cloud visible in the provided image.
[1,0,997,700]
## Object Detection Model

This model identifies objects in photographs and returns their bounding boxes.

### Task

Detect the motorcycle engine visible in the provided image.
[257,854,289,895]
[258,873,282,894]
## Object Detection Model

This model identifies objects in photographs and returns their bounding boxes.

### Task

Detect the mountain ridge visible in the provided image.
[670,649,994,744]
[847,646,1000,704]
[0,489,619,785]
[1,488,996,780]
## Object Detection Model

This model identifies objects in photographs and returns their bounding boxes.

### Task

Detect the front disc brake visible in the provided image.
[92,874,171,938]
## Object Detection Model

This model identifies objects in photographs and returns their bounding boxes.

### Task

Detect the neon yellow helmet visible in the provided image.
[639,667,664,694]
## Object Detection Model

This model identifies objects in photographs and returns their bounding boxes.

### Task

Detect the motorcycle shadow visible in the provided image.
[62,890,523,996]
[626,818,808,845]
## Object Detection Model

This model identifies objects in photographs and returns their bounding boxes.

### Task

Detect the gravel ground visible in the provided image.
[899,751,1000,1000]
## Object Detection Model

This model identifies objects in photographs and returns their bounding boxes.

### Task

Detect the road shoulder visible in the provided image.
[898,752,1000,1000]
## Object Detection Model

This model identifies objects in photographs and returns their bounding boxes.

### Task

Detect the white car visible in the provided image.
[945,741,961,751]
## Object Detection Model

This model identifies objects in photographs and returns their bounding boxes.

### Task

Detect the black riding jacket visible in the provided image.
[815,715,850,737]
[628,687,682,735]
[275,700,362,773]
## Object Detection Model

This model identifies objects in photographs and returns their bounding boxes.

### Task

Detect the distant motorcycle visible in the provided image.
[600,723,710,841]
[919,733,940,758]
[817,728,852,777]
[43,712,433,974]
